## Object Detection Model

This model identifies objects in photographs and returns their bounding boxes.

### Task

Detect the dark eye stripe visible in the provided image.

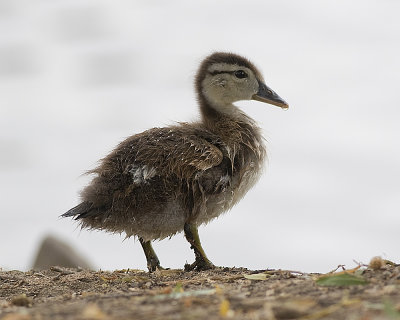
[209,70,232,76]
[209,70,248,78]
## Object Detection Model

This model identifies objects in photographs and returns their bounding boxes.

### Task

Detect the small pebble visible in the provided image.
[10,294,32,307]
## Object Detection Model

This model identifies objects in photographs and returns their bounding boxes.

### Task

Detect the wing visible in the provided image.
[63,125,227,220]
[97,124,224,181]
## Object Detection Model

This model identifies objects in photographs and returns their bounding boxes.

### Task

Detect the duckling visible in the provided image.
[62,52,288,272]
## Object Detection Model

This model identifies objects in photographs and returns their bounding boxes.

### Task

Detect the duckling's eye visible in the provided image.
[234,70,248,79]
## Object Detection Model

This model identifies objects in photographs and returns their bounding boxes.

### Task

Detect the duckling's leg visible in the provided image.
[184,223,215,271]
[139,238,162,272]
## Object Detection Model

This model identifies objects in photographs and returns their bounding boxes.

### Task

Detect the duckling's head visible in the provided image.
[195,52,288,115]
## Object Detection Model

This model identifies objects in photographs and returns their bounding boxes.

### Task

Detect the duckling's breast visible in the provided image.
[193,141,266,226]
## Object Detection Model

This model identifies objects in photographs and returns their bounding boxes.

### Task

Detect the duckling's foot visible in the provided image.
[147,258,164,273]
[184,258,215,272]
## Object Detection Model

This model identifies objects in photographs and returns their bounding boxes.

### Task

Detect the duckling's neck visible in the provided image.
[199,96,257,131]
[199,97,264,150]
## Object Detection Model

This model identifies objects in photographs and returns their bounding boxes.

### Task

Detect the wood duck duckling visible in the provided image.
[63,52,289,272]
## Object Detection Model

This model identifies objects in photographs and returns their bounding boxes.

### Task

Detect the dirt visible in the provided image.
[1,261,400,320]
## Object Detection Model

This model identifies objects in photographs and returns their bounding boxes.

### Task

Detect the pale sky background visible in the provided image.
[1,0,399,272]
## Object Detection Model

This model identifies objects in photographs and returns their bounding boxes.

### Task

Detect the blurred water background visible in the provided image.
[1,0,399,272]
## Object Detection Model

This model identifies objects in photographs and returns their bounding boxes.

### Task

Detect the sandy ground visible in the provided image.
[1,261,400,320]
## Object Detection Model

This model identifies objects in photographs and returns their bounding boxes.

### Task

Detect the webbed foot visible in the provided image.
[184,258,215,271]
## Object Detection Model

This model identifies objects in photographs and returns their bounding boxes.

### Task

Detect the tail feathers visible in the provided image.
[62,202,93,220]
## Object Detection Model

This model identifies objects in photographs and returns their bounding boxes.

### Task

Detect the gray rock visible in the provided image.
[32,235,93,270]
